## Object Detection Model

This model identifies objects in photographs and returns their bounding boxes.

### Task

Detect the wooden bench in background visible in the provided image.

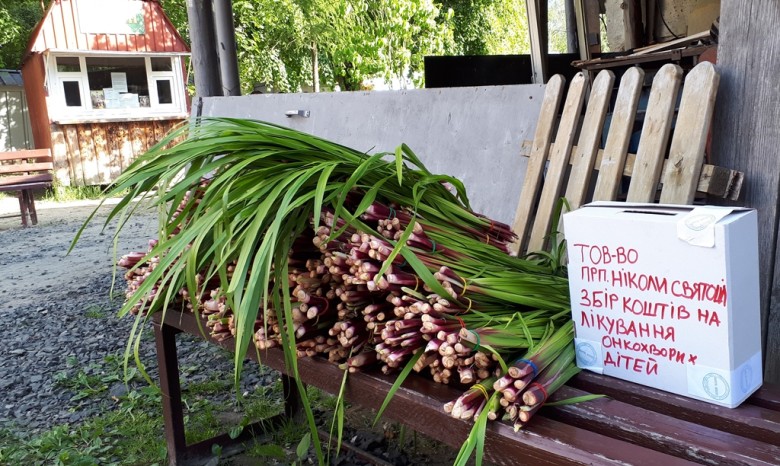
[0,149,53,227]
[153,62,780,465]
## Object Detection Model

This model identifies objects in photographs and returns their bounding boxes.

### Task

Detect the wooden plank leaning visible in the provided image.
[626,64,683,202]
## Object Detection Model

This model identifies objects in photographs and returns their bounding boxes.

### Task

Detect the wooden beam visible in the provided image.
[573,0,591,63]
[710,0,780,384]
[525,0,548,83]
[519,140,744,200]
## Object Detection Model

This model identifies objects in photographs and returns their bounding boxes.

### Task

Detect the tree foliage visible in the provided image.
[230,0,455,92]
[0,0,534,91]
[0,0,45,69]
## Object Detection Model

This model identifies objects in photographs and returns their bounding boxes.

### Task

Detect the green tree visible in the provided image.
[483,0,530,54]
[231,0,455,92]
[440,0,531,56]
[0,0,45,69]
[440,0,492,55]
[158,0,532,93]
[159,0,189,44]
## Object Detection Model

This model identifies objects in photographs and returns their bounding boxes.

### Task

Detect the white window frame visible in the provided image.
[47,52,189,123]
[53,56,89,111]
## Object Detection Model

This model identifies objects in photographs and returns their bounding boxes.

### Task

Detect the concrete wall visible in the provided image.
[655,0,720,41]
[200,85,545,225]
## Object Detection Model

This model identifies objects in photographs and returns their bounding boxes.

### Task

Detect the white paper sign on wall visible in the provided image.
[78,0,145,35]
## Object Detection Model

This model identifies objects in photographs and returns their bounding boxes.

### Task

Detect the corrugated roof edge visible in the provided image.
[0,69,24,87]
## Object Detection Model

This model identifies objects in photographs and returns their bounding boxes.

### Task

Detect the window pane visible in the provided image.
[85,56,148,108]
[57,57,81,72]
[63,81,82,106]
[156,80,173,104]
[151,57,173,72]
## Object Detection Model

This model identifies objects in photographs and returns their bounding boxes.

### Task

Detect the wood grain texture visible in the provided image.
[710,0,780,384]
[27,0,188,54]
[659,62,720,204]
[63,125,84,186]
[527,73,586,253]
[91,124,111,185]
[548,386,780,465]
[77,125,99,186]
[626,64,682,202]
[522,140,743,200]
[522,141,745,201]
[511,75,566,254]
[592,67,644,201]
[49,124,72,186]
[0,149,51,162]
[157,309,780,466]
[157,310,706,466]
[50,120,181,186]
[564,69,614,210]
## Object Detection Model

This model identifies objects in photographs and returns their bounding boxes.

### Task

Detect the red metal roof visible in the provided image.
[24,0,189,61]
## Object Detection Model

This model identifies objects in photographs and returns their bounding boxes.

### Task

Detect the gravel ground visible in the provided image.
[0,200,275,432]
[0,198,461,465]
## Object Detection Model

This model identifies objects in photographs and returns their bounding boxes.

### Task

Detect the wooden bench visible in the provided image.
[152,62,780,465]
[0,149,53,227]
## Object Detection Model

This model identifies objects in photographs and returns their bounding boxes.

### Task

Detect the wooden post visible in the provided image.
[574,0,591,62]
[709,0,780,384]
[213,0,241,96]
[564,0,579,53]
[526,0,548,83]
[186,0,222,97]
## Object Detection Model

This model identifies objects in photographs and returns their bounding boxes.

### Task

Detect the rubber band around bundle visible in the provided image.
[470,329,480,351]
[413,276,420,292]
[518,358,538,377]
[460,277,467,296]
[430,240,437,253]
[464,297,473,312]
[528,382,548,401]
[456,316,466,329]
[387,207,396,219]
[473,382,490,400]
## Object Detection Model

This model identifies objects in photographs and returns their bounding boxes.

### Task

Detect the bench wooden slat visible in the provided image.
[0,149,52,162]
[548,386,780,465]
[156,310,703,466]
[660,61,721,204]
[520,141,743,200]
[527,73,587,252]
[511,75,566,254]
[564,69,615,210]
[592,67,645,201]
[750,385,780,411]
[570,371,780,445]
[626,64,683,202]
[0,173,53,188]
[0,163,54,175]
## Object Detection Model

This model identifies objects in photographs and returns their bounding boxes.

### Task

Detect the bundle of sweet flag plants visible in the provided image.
[80,118,585,465]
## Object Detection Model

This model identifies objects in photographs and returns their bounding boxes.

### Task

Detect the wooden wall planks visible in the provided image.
[711,0,780,383]
[50,119,182,186]
[27,0,189,55]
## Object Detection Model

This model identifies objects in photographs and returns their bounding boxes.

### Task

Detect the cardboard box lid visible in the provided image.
[570,203,756,248]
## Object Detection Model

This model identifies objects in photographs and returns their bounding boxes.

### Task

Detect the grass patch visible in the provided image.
[2,350,292,464]
[43,185,107,203]
[84,304,108,319]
